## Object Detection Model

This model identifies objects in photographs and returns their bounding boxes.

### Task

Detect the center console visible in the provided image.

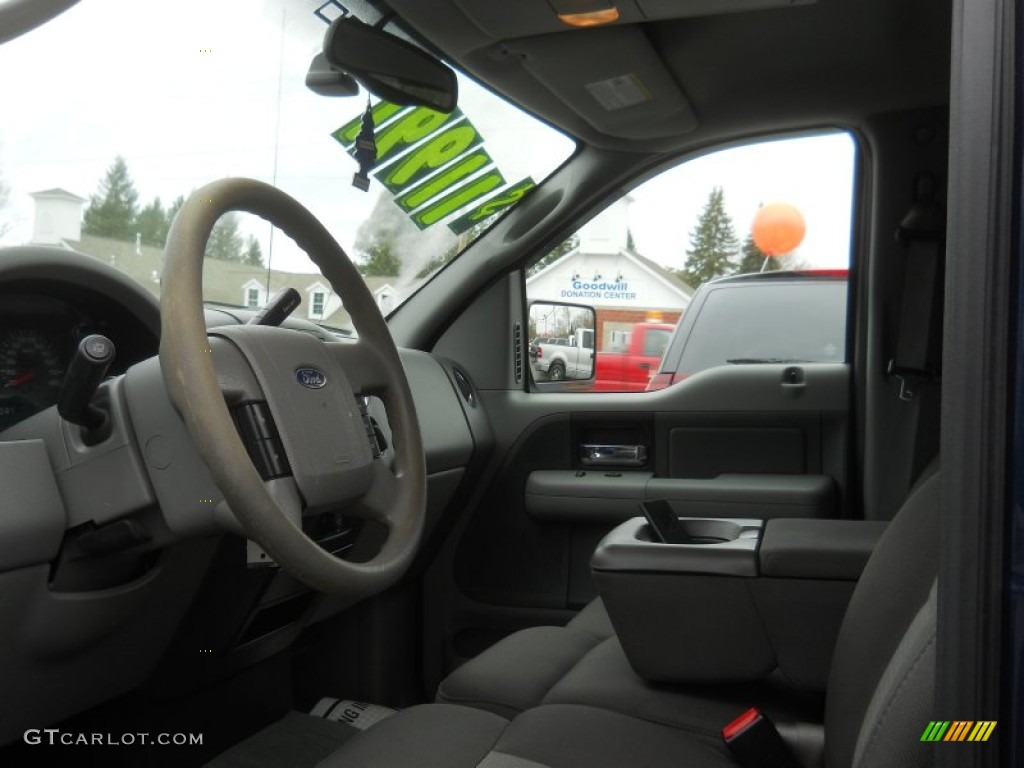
[591,507,886,690]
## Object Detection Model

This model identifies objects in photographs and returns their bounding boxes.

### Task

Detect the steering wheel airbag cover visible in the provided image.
[213,325,374,510]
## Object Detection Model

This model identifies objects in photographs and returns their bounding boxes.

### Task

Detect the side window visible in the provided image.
[643,327,672,359]
[525,132,856,391]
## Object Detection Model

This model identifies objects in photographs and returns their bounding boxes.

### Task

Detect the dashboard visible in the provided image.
[0,282,159,432]
[0,244,488,747]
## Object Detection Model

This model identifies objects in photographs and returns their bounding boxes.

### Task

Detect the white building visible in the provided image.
[29,188,86,245]
[526,199,692,350]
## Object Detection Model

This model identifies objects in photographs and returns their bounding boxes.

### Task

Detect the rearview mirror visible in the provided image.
[323,16,458,113]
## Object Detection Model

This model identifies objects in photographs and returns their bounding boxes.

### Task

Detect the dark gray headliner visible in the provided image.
[383,0,952,152]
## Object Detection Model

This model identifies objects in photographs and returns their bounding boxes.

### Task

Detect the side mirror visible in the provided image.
[528,301,597,384]
[323,16,458,113]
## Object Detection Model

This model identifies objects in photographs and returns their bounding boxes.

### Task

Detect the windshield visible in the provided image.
[0,0,575,330]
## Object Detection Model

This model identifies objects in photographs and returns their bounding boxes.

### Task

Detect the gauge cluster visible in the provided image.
[0,291,157,431]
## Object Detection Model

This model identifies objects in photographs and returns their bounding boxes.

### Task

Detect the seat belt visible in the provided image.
[722,708,803,768]
[887,172,945,482]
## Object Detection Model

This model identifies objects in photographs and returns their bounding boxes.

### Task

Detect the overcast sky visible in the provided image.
[0,0,854,280]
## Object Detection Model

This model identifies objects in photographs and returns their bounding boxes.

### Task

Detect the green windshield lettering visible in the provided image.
[373,107,461,165]
[448,178,536,234]
[411,170,506,229]
[394,149,493,212]
[379,124,483,194]
[332,101,408,147]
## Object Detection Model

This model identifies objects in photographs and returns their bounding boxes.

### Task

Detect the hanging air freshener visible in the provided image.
[352,99,377,191]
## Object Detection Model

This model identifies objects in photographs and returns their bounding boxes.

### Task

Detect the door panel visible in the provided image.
[426,360,850,682]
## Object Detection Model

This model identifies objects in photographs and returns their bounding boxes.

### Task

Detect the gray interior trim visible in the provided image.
[0,246,160,338]
[0,440,66,571]
[760,519,888,580]
[526,472,836,523]
[0,539,218,745]
[596,570,776,682]
[591,517,762,577]
[477,752,550,768]
[0,0,80,45]
[399,350,475,473]
[937,0,1012,754]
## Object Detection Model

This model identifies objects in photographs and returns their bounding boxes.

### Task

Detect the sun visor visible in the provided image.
[504,26,697,140]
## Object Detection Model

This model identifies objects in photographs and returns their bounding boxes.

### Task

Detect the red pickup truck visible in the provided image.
[592,323,676,391]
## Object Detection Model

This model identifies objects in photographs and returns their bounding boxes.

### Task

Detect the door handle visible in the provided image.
[580,444,648,467]
[638,362,650,370]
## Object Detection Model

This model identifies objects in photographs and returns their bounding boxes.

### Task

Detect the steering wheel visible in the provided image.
[159,179,426,596]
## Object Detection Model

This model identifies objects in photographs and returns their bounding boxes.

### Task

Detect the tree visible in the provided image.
[244,235,264,267]
[206,212,244,261]
[135,197,169,247]
[354,193,413,277]
[82,156,139,240]
[679,187,739,288]
[736,233,779,274]
[526,233,579,277]
[166,194,186,227]
[357,235,401,276]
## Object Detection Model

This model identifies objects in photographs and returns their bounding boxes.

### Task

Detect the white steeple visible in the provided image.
[578,195,631,255]
[29,188,86,245]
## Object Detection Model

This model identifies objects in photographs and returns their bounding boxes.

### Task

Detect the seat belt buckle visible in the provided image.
[887,359,934,402]
[722,708,802,768]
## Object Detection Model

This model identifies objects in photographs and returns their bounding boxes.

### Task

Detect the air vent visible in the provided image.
[513,322,523,383]
[452,367,476,407]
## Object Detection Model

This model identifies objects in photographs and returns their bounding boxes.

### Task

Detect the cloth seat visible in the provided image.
[438,620,823,742]
[438,574,821,740]
[319,702,739,768]
[435,598,615,719]
[320,470,940,768]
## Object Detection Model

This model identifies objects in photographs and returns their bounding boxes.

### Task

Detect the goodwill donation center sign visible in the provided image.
[560,277,638,302]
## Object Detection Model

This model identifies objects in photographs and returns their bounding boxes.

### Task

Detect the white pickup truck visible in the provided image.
[535,328,595,381]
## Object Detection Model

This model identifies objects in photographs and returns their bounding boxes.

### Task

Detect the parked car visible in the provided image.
[593,322,675,391]
[647,270,849,391]
[528,336,561,360]
[535,328,594,380]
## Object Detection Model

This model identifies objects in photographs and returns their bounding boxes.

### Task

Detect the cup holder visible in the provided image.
[594,516,764,577]
[639,518,756,545]
[676,518,743,544]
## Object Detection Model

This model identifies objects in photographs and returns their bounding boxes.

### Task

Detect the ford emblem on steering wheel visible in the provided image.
[295,367,327,389]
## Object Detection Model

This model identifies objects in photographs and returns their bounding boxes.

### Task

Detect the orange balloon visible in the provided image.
[751,203,806,256]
